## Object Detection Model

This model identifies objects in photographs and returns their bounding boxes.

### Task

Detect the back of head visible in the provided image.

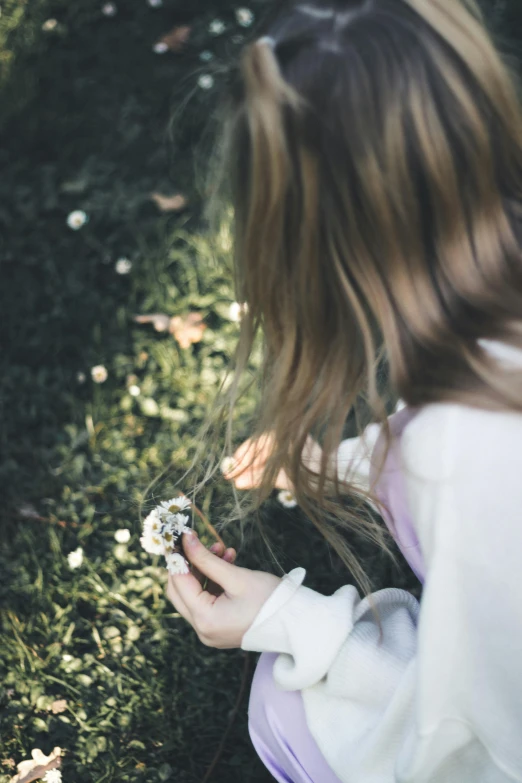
[214,0,522,587]
[225,0,522,412]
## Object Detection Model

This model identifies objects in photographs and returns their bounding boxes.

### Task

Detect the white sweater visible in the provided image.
[241,342,522,783]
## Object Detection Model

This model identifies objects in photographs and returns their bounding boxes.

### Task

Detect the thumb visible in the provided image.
[183,532,240,591]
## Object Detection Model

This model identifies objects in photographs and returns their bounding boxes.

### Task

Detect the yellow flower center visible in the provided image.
[168,504,181,513]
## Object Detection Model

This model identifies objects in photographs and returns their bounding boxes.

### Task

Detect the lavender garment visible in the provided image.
[248,409,425,782]
[369,407,426,585]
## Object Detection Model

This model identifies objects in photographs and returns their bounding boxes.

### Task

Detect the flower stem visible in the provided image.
[180,492,225,547]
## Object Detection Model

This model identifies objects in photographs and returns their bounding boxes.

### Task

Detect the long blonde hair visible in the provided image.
[204,0,522,593]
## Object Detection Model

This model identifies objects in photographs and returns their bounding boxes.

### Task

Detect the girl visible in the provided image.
[166,0,522,780]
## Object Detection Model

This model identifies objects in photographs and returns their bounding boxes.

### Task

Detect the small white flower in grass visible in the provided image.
[102,2,117,15]
[44,769,62,783]
[147,0,163,6]
[209,19,225,35]
[158,496,191,515]
[67,210,88,230]
[76,371,86,384]
[235,8,254,27]
[166,552,190,575]
[91,365,108,383]
[62,654,73,662]
[129,384,140,397]
[18,504,40,519]
[198,74,214,90]
[199,50,214,62]
[278,490,298,508]
[153,41,169,54]
[220,456,236,476]
[42,18,58,31]
[67,547,83,569]
[114,529,131,544]
[228,301,248,322]
[115,257,132,274]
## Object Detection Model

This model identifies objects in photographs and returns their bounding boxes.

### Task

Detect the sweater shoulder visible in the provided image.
[400,402,522,484]
[399,404,457,482]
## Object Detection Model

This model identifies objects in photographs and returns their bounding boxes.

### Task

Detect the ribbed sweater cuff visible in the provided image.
[241,568,359,690]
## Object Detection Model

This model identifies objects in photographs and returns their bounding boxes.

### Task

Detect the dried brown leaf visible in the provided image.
[169,312,207,349]
[134,314,171,332]
[159,25,191,51]
[10,748,62,783]
[150,192,187,212]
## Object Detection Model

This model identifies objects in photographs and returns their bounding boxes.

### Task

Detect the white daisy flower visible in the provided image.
[143,508,162,535]
[76,371,86,383]
[44,769,62,783]
[198,74,214,90]
[235,8,254,27]
[140,530,164,555]
[91,365,108,383]
[141,397,159,416]
[67,210,88,230]
[209,19,225,35]
[169,513,191,536]
[278,489,298,508]
[114,529,131,544]
[220,456,236,476]
[166,552,190,575]
[153,41,169,54]
[42,18,58,31]
[115,257,132,274]
[158,496,191,515]
[228,301,248,322]
[129,384,141,397]
[67,547,83,569]
[199,50,214,62]
[102,2,117,15]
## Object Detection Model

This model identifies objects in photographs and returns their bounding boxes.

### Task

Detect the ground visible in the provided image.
[0,1,519,781]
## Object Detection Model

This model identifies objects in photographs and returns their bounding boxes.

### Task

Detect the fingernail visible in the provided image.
[184,530,198,547]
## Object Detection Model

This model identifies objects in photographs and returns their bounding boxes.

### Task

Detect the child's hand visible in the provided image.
[166,531,281,649]
[190,540,237,597]
[222,433,293,491]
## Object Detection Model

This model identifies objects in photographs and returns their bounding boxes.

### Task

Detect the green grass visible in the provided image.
[11,0,515,779]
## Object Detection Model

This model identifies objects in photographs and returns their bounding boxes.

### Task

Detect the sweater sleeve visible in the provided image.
[241,404,522,783]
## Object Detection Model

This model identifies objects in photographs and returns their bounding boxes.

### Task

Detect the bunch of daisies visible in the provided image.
[140,496,193,574]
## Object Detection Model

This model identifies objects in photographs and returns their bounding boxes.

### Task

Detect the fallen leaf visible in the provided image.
[159,24,191,51]
[50,699,67,714]
[134,314,171,332]
[150,192,187,212]
[10,748,61,783]
[169,312,206,349]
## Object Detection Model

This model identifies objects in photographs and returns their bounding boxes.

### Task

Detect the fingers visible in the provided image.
[167,540,238,614]
[166,574,192,621]
[210,542,237,563]
[222,434,276,487]
[177,532,241,604]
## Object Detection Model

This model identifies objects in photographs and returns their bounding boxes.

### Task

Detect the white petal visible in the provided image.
[67,547,84,568]
[278,490,298,508]
[166,553,190,574]
[114,529,131,543]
